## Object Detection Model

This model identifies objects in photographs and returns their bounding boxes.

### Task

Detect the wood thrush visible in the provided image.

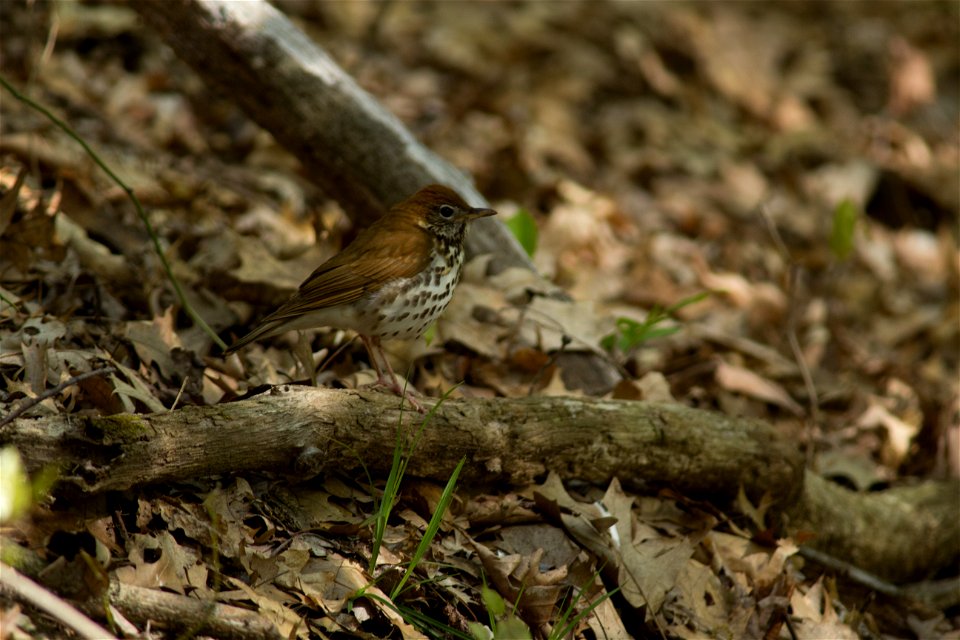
[225,184,497,410]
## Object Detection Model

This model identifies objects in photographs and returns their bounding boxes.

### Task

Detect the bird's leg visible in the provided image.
[294,332,317,385]
[359,335,389,384]
[359,335,425,413]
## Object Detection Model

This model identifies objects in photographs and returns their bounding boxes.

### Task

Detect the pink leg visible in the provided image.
[359,335,425,413]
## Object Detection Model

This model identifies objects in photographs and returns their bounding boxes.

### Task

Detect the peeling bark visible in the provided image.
[6,387,957,582]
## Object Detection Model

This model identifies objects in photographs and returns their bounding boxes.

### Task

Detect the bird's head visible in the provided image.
[401,185,497,240]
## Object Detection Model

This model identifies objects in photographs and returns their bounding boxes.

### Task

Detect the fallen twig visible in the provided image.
[0,561,117,640]
[0,367,117,429]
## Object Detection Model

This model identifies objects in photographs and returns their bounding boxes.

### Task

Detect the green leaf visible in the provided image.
[601,292,710,354]
[422,322,437,347]
[505,209,538,257]
[481,583,506,617]
[390,455,466,599]
[665,290,711,314]
[830,198,858,260]
[0,447,32,523]
[468,622,493,640]
[494,617,531,640]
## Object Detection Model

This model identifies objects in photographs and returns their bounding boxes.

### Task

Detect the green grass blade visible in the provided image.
[390,455,466,600]
[0,75,227,350]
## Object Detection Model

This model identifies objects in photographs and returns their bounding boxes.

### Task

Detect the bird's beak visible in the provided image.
[466,207,497,220]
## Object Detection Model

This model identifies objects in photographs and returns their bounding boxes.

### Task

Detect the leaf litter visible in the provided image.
[1,1,958,638]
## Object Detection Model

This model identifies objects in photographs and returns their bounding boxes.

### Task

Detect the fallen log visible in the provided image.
[7,387,801,500]
[5,387,957,582]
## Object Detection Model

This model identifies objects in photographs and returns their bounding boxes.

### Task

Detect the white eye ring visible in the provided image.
[438,204,455,218]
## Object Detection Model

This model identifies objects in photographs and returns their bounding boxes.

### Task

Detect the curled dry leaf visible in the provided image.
[857,377,923,468]
[715,360,805,416]
[789,579,858,640]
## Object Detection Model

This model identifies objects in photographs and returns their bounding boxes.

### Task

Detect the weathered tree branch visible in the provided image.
[95,581,284,640]
[6,387,957,582]
[133,0,529,271]
[791,471,960,584]
[8,388,801,500]
[1,537,284,640]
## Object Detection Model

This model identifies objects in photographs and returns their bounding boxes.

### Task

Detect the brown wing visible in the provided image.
[225,185,472,353]
[261,210,431,321]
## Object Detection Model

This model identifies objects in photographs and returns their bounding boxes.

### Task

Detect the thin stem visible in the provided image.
[0,562,117,640]
[0,75,227,350]
[0,367,117,428]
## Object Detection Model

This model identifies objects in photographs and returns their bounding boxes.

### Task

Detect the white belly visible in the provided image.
[355,249,463,340]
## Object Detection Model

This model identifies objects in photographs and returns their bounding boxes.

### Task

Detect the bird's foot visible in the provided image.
[366,375,428,414]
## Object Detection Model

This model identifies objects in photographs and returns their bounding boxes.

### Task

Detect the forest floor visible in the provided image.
[1,2,958,639]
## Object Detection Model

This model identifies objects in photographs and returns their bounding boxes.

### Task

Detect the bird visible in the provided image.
[225,184,497,411]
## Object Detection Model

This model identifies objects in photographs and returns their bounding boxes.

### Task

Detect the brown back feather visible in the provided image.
[224,185,478,352]
[256,185,467,323]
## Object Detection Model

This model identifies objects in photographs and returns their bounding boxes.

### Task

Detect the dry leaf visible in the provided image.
[715,360,804,416]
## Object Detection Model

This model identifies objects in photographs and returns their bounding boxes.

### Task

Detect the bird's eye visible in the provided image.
[438,204,455,218]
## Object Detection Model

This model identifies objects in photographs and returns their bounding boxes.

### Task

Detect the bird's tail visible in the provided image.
[222,318,286,355]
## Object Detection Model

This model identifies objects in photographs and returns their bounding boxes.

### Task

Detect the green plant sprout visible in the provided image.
[830,198,859,261]
[348,386,473,637]
[365,592,472,639]
[548,573,618,640]
[368,385,458,573]
[389,455,465,600]
[505,208,538,257]
[602,291,710,355]
[468,581,532,640]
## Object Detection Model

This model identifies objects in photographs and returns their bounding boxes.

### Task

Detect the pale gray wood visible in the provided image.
[8,387,959,582]
[11,387,801,499]
[134,0,531,271]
